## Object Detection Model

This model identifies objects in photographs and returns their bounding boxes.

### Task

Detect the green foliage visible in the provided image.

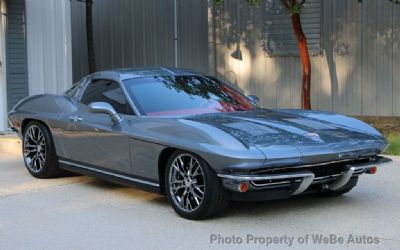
[245,0,261,6]
[215,0,260,7]
[215,0,224,7]
[384,134,400,155]
[287,2,302,15]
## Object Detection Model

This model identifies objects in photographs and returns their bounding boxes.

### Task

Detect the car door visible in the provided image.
[62,78,135,175]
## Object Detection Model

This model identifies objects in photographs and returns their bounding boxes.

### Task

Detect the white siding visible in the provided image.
[25,0,72,96]
[0,0,7,131]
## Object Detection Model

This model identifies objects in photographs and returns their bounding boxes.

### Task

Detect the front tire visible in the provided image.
[22,121,65,178]
[165,150,230,220]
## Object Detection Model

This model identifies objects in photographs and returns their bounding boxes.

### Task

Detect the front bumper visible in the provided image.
[218,156,392,201]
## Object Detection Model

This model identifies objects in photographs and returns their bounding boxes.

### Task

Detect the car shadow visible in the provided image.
[84,178,169,206]
[80,177,359,220]
[222,194,358,220]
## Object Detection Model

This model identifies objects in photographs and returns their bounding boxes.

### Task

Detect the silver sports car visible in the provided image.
[8,68,391,220]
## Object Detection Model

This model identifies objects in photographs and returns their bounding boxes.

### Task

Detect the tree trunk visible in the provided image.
[86,0,96,73]
[291,13,311,110]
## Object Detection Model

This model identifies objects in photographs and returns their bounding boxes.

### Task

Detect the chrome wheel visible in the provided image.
[23,125,46,173]
[168,153,205,212]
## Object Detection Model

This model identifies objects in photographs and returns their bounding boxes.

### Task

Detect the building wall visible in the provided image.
[215,0,400,116]
[1,0,74,131]
[71,0,209,82]
[5,0,28,112]
[25,0,72,96]
[71,0,400,116]
[0,0,7,131]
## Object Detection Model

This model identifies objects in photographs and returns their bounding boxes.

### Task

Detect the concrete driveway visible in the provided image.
[0,135,399,250]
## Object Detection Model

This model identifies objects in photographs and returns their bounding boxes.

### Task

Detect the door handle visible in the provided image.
[69,116,83,122]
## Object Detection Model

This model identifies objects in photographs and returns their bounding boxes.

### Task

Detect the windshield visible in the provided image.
[123,76,256,116]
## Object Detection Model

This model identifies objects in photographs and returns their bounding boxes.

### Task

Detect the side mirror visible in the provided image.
[246,95,259,104]
[88,102,122,122]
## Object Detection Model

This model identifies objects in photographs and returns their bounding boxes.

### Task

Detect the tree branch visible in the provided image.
[281,0,290,9]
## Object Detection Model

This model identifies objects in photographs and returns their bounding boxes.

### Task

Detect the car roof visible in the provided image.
[90,67,205,82]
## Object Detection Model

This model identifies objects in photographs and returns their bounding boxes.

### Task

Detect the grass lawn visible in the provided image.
[384,133,400,156]
[354,116,400,156]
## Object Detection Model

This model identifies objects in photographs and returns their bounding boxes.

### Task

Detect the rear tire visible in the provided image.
[165,150,230,220]
[22,121,66,178]
[318,177,358,197]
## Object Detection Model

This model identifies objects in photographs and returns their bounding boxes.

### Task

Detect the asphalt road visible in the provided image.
[0,135,399,250]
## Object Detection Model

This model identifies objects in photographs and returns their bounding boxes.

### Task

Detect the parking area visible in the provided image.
[0,135,399,249]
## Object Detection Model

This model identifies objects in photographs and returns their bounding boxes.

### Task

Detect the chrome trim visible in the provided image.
[348,157,392,170]
[75,77,91,100]
[217,171,314,181]
[218,156,392,194]
[252,157,370,174]
[328,168,355,190]
[88,102,122,122]
[314,174,341,181]
[292,173,314,195]
[251,180,291,187]
[59,160,159,187]
[218,171,315,196]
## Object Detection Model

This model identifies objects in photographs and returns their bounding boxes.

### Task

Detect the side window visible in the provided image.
[80,80,134,115]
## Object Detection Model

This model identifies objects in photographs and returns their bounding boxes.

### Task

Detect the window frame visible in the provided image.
[65,78,88,99]
[78,77,137,116]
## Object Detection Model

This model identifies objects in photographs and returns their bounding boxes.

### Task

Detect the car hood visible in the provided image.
[184,109,387,164]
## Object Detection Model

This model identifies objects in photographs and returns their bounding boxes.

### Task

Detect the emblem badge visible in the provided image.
[304,132,324,142]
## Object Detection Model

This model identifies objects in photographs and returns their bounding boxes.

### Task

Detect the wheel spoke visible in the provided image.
[188,157,194,175]
[186,195,192,210]
[38,154,45,164]
[180,189,187,207]
[37,131,43,142]
[35,157,41,171]
[169,153,205,212]
[24,149,36,154]
[178,157,185,171]
[191,163,201,177]
[194,185,204,195]
[27,127,35,142]
[172,163,185,178]
[172,186,184,195]
[31,155,37,170]
[23,125,46,173]
[171,179,184,185]
[190,190,201,205]
[32,127,38,141]
[24,142,36,148]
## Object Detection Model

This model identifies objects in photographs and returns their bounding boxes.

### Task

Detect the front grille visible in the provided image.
[251,157,371,176]
[249,157,371,188]
[251,178,300,188]
[308,163,347,177]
